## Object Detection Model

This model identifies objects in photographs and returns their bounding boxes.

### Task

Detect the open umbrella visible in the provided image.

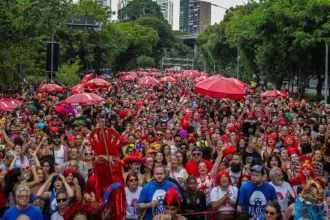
[138,76,160,87]
[194,76,209,83]
[160,76,176,83]
[183,70,200,78]
[209,74,226,79]
[71,84,85,94]
[37,84,64,92]
[84,78,110,88]
[81,73,94,84]
[61,93,105,106]
[0,98,22,107]
[98,74,112,79]
[121,74,137,81]
[260,90,289,98]
[151,72,162,77]
[174,73,183,78]
[226,78,248,88]
[0,101,17,111]
[200,72,210,76]
[195,78,246,100]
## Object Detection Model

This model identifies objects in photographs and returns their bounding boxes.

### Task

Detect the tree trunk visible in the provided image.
[316,74,324,96]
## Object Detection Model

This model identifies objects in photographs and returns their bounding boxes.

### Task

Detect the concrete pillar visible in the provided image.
[194,43,200,58]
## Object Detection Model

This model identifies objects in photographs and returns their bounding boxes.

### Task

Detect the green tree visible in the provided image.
[137,55,155,68]
[118,0,164,22]
[56,59,81,86]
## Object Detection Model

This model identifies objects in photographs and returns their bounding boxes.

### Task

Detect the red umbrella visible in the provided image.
[226,78,248,88]
[0,98,22,107]
[0,100,17,111]
[183,70,200,78]
[61,93,105,106]
[138,76,160,87]
[81,73,94,84]
[210,74,226,79]
[160,76,176,83]
[174,74,183,78]
[200,72,210,76]
[194,76,209,83]
[121,74,137,81]
[260,90,289,98]
[37,84,64,92]
[195,78,246,100]
[151,72,162,77]
[71,84,85,94]
[98,74,112,79]
[137,71,148,76]
[84,78,110,88]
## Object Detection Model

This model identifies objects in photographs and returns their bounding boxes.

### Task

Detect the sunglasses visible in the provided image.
[21,166,30,171]
[192,153,201,156]
[157,133,163,136]
[175,140,181,143]
[265,210,276,216]
[57,198,68,203]
[85,152,93,156]
[129,179,138,182]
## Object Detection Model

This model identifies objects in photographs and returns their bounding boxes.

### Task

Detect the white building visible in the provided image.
[95,0,111,8]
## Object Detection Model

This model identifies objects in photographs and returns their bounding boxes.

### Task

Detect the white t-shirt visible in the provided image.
[50,210,64,220]
[269,181,295,216]
[125,187,142,219]
[210,185,238,211]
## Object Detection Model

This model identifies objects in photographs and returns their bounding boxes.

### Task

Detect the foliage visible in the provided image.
[137,55,156,68]
[56,58,81,86]
[198,0,330,99]
[118,0,164,22]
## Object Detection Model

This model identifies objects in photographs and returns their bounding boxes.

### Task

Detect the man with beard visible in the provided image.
[269,167,295,216]
[296,115,305,132]
[228,153,244,186]
[299,134,313,156]
[123,152,146,187]
[242,137,261,165]
[185,147,213,177]
[138,165,180,220]
[51,133,68,165]
[237,165,277,219]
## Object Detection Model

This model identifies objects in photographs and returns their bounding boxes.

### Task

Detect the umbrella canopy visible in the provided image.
[174,73,183,78]
[195,78,246,100]
[121,74,137,81]
[84,78,110,88]
[138,76,160,87]
[37,84,64,92]
[226,78,248,88]
[260,90,289,98]
[151,72,162,77]
[61,93,105,106]
[0,101,17,111]
[183,70,200,78]
[0,98,22,107]
[194,75,210,83]
[160,76,176,83]
[98,74,112,79]
[209,74,226,79]
[81,73,94,84]
[71,84,85,94]
[200,72,210,76]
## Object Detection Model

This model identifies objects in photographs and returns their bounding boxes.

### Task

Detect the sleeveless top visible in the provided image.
[54,145,65,165]
[48,189,58,214]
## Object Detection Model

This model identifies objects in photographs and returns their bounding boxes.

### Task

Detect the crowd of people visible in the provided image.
[0,71,329,220]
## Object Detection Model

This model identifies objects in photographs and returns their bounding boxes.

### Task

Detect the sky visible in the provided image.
[111,0,246,30]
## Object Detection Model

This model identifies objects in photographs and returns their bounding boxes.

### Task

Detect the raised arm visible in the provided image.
[20,165,39,189]
[0,127,14,149]
[210,147,224,178]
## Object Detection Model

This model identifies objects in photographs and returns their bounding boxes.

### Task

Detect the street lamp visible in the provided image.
[210,3,240,79]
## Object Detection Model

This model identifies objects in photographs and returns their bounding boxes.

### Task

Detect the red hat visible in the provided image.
[164,187,182,209]
[63,168,76,179]
[223,146,236,158]
[67,135,75,142]
[123,151,147,165]
[215,170,232,186]
[198,108,205,113]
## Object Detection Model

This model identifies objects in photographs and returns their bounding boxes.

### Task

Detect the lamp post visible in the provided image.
[210,3,240,79]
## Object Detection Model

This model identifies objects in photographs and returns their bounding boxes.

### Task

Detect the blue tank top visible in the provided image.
[48,189,58,214]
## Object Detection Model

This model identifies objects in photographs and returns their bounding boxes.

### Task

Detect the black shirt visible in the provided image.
[242,150,262,165]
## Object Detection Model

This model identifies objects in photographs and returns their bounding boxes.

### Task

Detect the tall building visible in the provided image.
[180,0,211,34]
[118,0,173,28]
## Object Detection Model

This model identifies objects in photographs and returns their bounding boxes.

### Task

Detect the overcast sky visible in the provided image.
[111,0,246,30]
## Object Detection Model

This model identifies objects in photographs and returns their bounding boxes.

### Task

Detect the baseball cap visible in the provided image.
[191,146,202,152]
[251,165,264,174]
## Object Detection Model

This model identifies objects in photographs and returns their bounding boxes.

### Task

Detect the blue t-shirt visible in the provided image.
[138,180,180,220]
[238,181,277,219]
[3,205,43,220]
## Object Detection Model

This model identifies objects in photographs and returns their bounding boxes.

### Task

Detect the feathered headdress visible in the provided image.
[164,187,182,209]
[63,202,93,220]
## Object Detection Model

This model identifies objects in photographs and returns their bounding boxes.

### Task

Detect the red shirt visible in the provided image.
[185,159,213,177]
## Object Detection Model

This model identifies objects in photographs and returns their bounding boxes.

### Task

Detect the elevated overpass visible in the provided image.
[177,34,199,57]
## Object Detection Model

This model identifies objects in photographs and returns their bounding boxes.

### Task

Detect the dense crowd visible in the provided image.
[0,72,329,220]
